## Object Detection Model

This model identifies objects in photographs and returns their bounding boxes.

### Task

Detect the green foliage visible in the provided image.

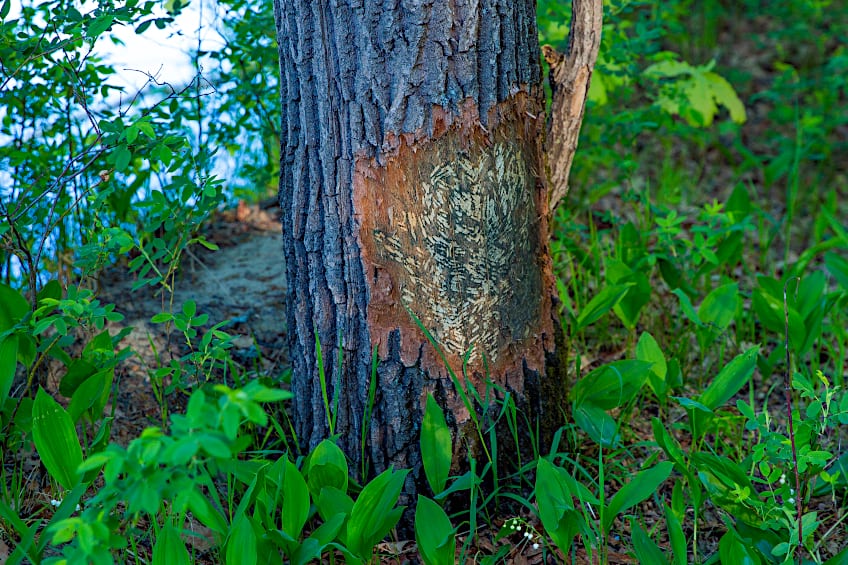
[32,388,84,490]
[415,495,456,565]
[421,393,452,496]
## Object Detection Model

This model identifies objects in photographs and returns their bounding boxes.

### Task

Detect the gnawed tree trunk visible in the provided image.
[274,0,601,499]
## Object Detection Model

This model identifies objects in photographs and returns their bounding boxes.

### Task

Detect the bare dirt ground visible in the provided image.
[97,200,288,443]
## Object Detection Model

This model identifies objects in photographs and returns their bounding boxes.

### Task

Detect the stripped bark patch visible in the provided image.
[354,93,555,385]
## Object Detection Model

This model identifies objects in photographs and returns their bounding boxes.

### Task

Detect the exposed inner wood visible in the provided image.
[354,92,555,392]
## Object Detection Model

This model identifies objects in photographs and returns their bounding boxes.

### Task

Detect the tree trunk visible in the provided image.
[274,0,601,497]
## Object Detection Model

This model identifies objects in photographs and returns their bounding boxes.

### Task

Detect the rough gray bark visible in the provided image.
[274,0,601,501]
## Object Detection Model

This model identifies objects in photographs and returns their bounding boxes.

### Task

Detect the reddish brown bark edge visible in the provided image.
[352,89,559,431]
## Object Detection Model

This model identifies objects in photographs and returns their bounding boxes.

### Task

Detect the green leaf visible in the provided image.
[603,462,673,534]
[535,458,584,554]
[282,459,309,540]
[151,312,173,323]
[136,120,155,139]
[152,524,190,565]
[346,467,409,559]
[226,512,257,565]
[665,503,687,565]
[67,368,113,422]
[86,14,114,37]
[683,72,718,126]
[576,284,633,331]
[630,520,669,565]
[645,60,694,78]
[698,282,738,334]
[415,496,456,565]
[570,360,651,410]
[288,513,346,565]
[182,300,196,318]
[421,394,451,495]
[37,280,62,304]
[705,72,746,123]
[0,336,17,404]
[0,282,29,331]
[825,252,848,291]
[651,418,686,470]
[186,488,227,535]
[32,388,83,490]
[114,145,132,172]
[306,440,349,499]
[573,403,619,447]
[699,347,758,410]
[672,288,702,326]
[718,529,761,565]
[636,332,668,398]
[316,487,354,524]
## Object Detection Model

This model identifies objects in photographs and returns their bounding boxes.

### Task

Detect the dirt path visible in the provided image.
[97,202,287,442]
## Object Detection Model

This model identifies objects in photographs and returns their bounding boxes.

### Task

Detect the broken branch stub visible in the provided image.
[544,0,603,214]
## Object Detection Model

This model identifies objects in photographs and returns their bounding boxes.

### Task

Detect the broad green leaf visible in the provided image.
[825,252,848,290]
[692,453,763,527]
[665,503,687,565]
[573,403,619,447]
[32,388,83,490]
[718,530,761,565]
[0,335,17,403]
[630,520,669,565]
[672,288,702,326]
[421,394,451,495]
[152,524,190,565]
[415,496,456,565]
[226,513,257,565]
[636,332,667,398]
[67,368,113,422]
[698,283,738,333]
[751,288,805,347]
[346,467,409,559]
[699,347,758,410]
[705,72,746,123]
[576,284,633,331]
[684,72,717,126]
[37,280,62,304]
[306,440,348,499]
[433,469,482,501]
[535,458,583,554]
[282,459,309,540]
[603,462,673,534]
[645,60,694,78]
[316,487,353,524]
[570,360,651,409]
[288,513,346,565]
[188,489,227,536]
[114,145,132,172]
[86,14,114,37]
[824,547,848,565]
[182,300,196,318]
[0,282,29,331]
[673,396,713,414]
[607,259,651,329]
[651,418,686,470]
